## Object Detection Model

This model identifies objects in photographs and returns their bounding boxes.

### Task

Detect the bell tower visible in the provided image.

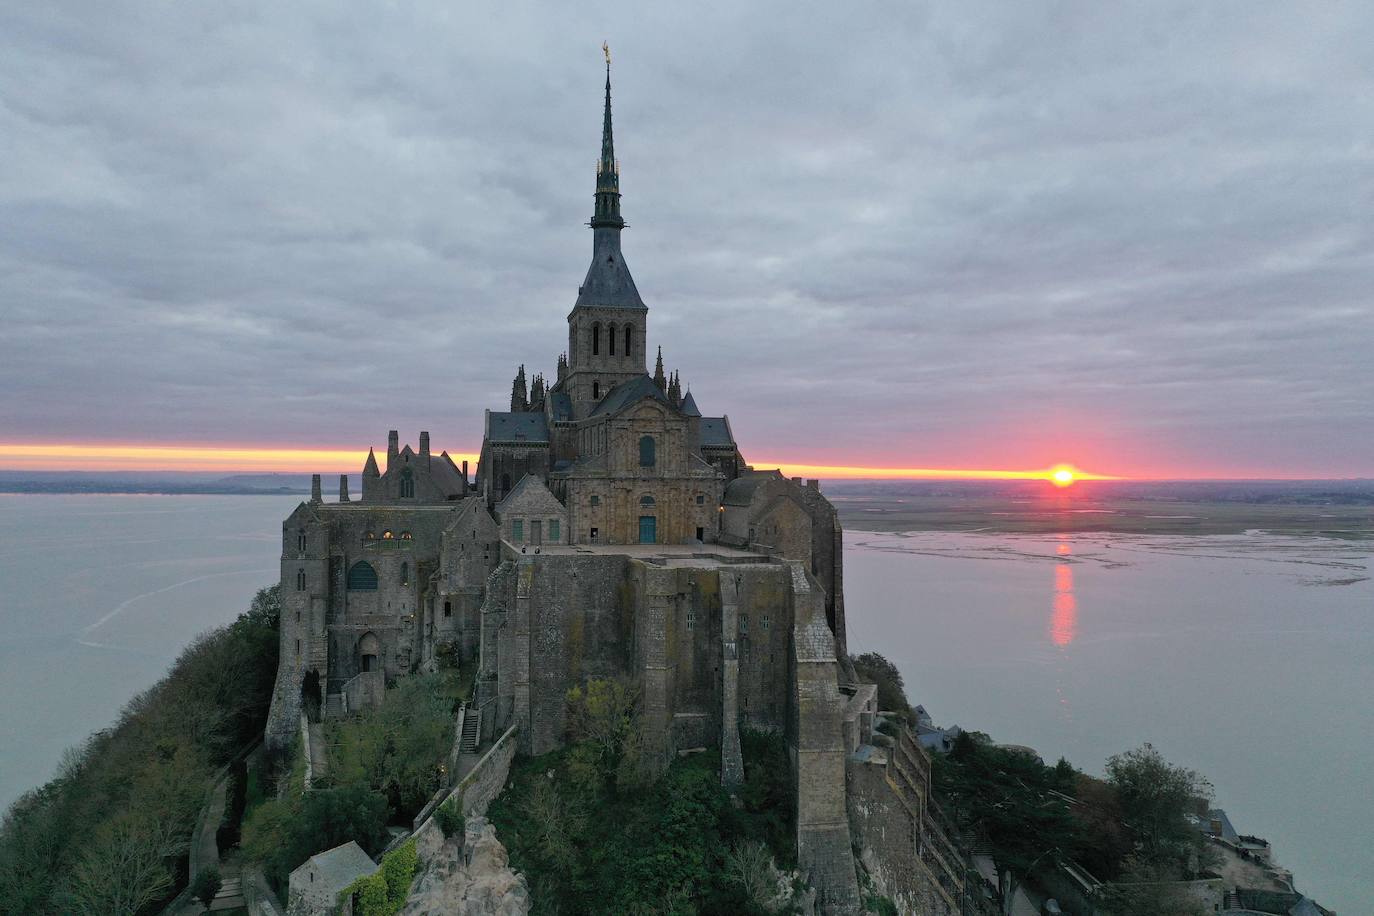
[564,44,648,415]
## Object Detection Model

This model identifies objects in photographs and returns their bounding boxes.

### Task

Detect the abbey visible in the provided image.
[265,61,877,912]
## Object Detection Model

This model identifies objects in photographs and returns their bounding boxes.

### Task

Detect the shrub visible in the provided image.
[190,866,222,908]
[342,840,418,916]
[433,798,465,839]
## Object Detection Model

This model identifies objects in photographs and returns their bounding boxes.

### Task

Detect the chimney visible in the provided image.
[807,479,820,491]
[462,459,469,488]
[419,431,430,465]
[339,474,350,502]
[310,474,322,503]
[387,430,399,471]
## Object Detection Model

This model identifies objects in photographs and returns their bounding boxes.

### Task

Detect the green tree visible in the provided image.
[850,652,913,721]
[190,865,223,908]
[934,737,1079,915]
[564,678,643,793]
[1105,743,1211,871]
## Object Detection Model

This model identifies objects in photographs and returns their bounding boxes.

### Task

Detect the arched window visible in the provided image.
[400,531,412,540]
[365,531,376,540]
[593,381,600,400]
[608,323,616,355]
[639,435,656,468]
[400,468,414,498]
[382,530,394,540]
[624,325,632,357]
[296,568,306,591]
[400,562,409,586]
[591,322,600,356]
[640,494,656,507]
[347,561,379,591]
[297,529,306,552]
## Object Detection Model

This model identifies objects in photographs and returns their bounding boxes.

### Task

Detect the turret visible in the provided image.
[668,371,681,406]
[531,372,546,406]
[339,474,350,502]
[510,365,529,412]
[363,447,380,478]
[557,353,568,383]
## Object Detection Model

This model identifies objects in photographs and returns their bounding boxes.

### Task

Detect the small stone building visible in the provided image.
[287,841,377,916]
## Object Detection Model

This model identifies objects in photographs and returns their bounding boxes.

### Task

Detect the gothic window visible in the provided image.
[624,325,633,357]
[400,468,415,498]
[639,435,655,467]
[592,322,600,356]
[366,531,376,540]
[512,519,524,542]
[640,495,656,507]
[382,530,394,540]
[347,561,378,591]
[296,568,305,591]
[608,323,616,355]
[400,562,409,586]
[400,531,412,540]
[297,529,306,551]
[549,519,561,541]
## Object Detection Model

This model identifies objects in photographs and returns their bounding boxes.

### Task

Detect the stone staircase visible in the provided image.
[324,692,344,717]
[207,867,244,911]
[459,705,482,754]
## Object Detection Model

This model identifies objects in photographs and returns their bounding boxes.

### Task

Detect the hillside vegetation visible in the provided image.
[489,679,798,916]
[0,586,280,915]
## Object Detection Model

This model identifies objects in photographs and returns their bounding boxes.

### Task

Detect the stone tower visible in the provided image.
[563,53,648,414]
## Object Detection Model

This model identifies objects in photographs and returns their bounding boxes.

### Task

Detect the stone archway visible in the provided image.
[358,631,380,673]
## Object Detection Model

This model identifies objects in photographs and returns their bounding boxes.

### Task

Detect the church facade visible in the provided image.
[260,60,951,915]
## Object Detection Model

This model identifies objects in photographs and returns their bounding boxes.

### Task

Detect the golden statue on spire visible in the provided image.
[603,41,610,65]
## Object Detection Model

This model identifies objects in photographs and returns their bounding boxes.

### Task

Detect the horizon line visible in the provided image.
[0,442,1367,482]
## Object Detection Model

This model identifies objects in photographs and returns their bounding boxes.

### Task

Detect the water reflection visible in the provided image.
[1051,541,1077,647]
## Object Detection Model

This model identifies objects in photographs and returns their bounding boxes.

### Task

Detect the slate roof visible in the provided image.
[486,411,550,443]
[549,392,574,421]
[575,231,646,310]
[590,374,670,417]
[699,416,736,448]
[299,841,377,891]
[680,391,701,417]
[431,451,468,494]
[496,474,566,515]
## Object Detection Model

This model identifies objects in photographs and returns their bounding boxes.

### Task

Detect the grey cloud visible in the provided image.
[1,2,1371,476]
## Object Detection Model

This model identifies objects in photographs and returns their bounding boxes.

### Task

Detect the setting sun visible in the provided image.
[1051,466,1076,487]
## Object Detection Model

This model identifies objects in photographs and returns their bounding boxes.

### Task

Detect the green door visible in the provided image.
[638,516,657,544]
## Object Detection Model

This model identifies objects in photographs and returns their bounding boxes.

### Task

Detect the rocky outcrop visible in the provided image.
[401,817,530,916]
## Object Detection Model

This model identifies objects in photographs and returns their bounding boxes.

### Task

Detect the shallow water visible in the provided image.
[0,494,297,810]
[844,529,1372,914]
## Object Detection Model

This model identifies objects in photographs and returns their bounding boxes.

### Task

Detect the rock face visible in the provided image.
[401,818,530,916]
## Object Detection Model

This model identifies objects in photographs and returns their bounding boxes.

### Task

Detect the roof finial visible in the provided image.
[603,41,610,66]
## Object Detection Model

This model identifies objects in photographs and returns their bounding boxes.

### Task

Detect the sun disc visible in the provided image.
[1051,466,1076,487]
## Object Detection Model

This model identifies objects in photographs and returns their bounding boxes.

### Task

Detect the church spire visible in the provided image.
[574,44,645,310]
[654,346,666,391]
[591,42,623,230]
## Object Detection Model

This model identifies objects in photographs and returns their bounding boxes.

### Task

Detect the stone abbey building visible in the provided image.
[265,61,978,916]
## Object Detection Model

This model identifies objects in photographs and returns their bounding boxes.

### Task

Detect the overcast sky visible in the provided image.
[2,3,1371,477]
